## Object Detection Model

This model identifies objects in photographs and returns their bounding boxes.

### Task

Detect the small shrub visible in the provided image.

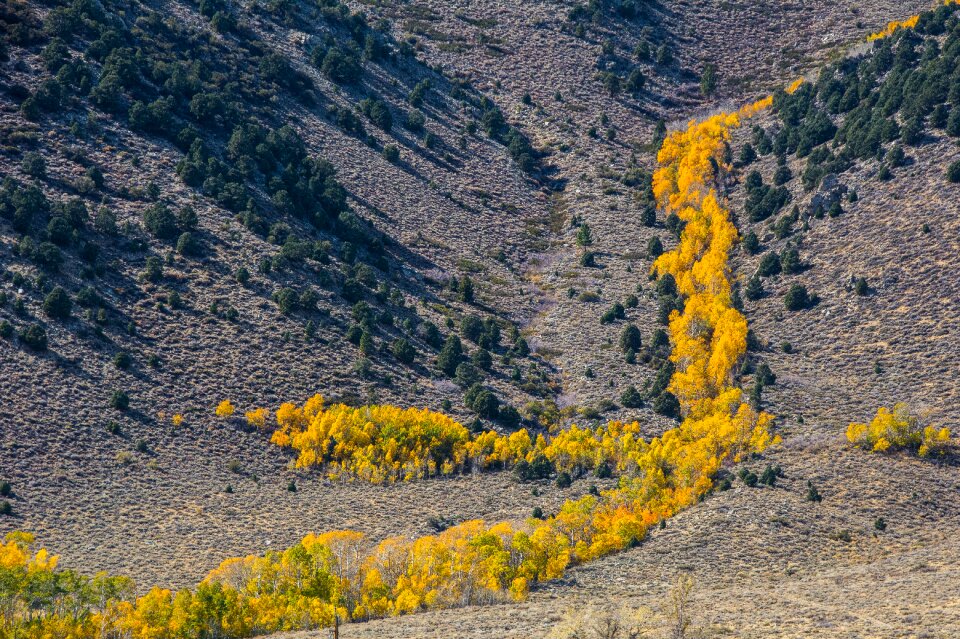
[830,530,852,543]
[113,352,131,369]
[19,324,47,351]
[142,256,163,282]
[176,232,200,256]
[700,63,717,96]
[575,223,593,247]
[143,203,178,239]
[0,501,11,516]
[43,286,71,319]
[529,454,554,480]
[620,385,643,408]
[757,252,781,277]
[755,362,776,386]
[948,160,960,183]
[647,236,663,258]
[773,165,792,186]
[404,109,426,131]
[391,338,416,364]
[784,284,812,311]
[619,324,642,352]
[513,459,532,482]
[437,335,464,377]
[555,471,572,489]
[353,357,373,378]
[759,464,781,486]
[806,480,822,503]
[22,152,47,178]
[641,206,656,228]
[512,336,530,357]
[76,286,99,308]
[652,391,680,419]
[458,277,475,303]
[382,144,400,163]
[455,362,481,388]
[779,248,801,275]
[472,348,493,371]
[273,287,299,314]
[110,390,130,411]
[745,275,763,301]
[0,482,10,497]
[177,206,198,231]
[464,383,499,419]
[600,302,625,324]
[299,288,319,311]
[461,315,484,342]
[498,405,522,429]
[427,515,456,532]
[855,277,869,296]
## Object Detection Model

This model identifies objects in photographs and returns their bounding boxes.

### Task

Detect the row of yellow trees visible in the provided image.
[868,0,959,41]
[259,395,748,484]
[3,90,789,637]
[868,14,921,41]
[867,0,960,42]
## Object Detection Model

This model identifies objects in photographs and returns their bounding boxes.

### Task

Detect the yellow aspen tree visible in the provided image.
[215,400,235,418]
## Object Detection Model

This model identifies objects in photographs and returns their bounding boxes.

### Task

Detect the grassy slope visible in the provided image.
[288,0,960,636]
[3,1,957,636]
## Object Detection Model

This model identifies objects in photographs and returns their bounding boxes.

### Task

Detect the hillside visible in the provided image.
[1,1,959,638]
[1,0,567,587]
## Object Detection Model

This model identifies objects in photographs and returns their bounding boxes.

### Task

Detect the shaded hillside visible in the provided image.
[0,0,561,587]
[0,0,559,427]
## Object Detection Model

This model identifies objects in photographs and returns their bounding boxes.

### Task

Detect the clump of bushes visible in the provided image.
[847,403,951,457]
[19,324,47,351]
